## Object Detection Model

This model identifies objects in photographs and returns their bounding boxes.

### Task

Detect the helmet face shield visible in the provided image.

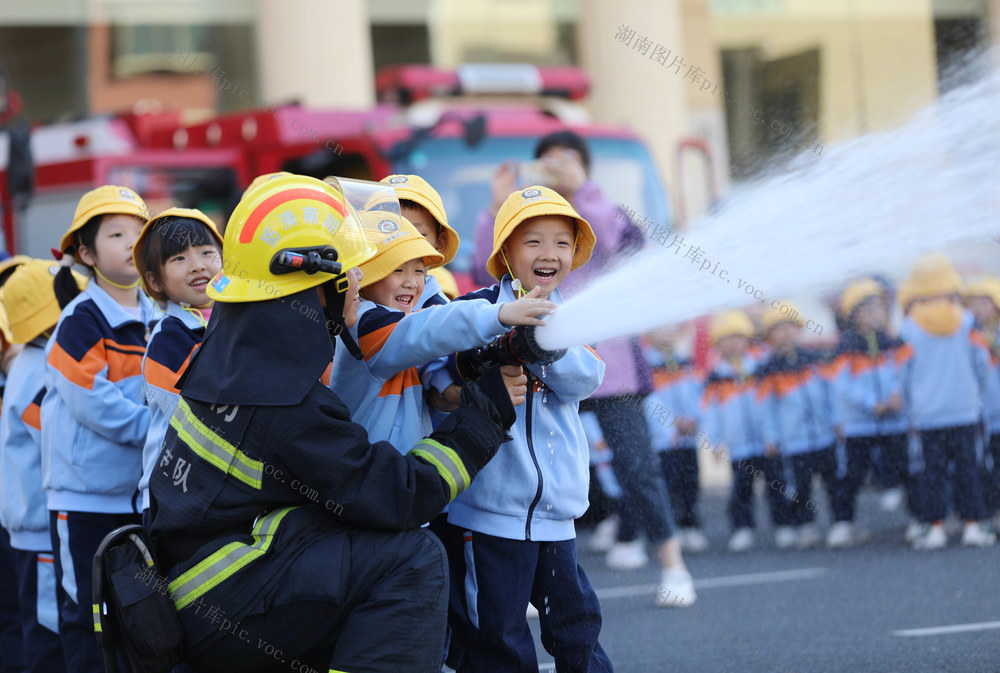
[329,176,409,234]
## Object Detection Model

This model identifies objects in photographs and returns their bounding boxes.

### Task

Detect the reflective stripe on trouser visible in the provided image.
[408,438,470,501]
[169,507,297,610]
[170,398,263,489]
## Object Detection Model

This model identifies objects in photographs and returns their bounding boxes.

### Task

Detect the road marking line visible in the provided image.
[894,621,1000,637]
[596,567,827,600]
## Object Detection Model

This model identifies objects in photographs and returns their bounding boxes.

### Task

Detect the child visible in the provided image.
[898,253,995,549]
[829,279,908,548]
[644,323,707,552]
[134,208,223,520]
[0,260,86,673]
[380,174,460,308]
[329,212,552,452]
[965,277,1000,528]
[702,309,793,551]
[757,303,839,549]
[41,185,156,672]
[436,186,613,671]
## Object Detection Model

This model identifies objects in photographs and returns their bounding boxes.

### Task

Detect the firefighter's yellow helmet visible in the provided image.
[207,175,375,303]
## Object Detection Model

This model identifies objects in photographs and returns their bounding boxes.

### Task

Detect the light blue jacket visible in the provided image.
[643,349,702,452]
[445,277,606,541]
[757,348,838,456]
[0,341,52,550]
[831,329,908,437]
[41,284,156,513]
[139,304,207,510]
[329,297,505,452]
[975,324,1000,433]
[898,310,990,430]
[700,355,764,462]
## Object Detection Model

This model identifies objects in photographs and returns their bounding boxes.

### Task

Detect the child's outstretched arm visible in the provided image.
[496,286,556,327]
[525,344,604,404]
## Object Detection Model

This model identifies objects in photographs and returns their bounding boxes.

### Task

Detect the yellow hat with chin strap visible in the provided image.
[709,310,754,345]
[208,175,375,303]
[840,278,886,318]
[760,301,804,335]
[964,277,1000,311]
[0,303,11,344]
[381,174,460,265]
[487,186,595,281]
[898,252,963,310]
[61,186,149,262]
[429,266,459,300]
[0,260,88,344]
[134,207,223,304]
[357,214,444,289]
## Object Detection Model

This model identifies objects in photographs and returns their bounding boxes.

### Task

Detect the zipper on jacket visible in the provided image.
[524,374,544,541]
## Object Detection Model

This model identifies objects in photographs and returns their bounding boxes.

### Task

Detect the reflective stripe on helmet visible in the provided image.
[169,507,296,609]
[169,400,263,489]
[408,438,471,501]
[239,187,346,244]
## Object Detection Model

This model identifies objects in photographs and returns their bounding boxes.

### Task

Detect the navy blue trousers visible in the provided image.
[11,548,64,673]
[659,448,700,529]
[443,526,613,673]
[787,446,837,525]
[728,455,795,530]
[50,510,140,673]
[982,432,1000,517]
[914,425,986,522]
[834,433,911,522]
[0,528,25,673]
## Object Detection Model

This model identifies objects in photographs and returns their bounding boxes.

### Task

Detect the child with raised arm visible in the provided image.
[438,186,612,673]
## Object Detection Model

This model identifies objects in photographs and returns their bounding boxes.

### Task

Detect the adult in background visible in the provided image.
[472,130,696,607]
[0,68,34,253]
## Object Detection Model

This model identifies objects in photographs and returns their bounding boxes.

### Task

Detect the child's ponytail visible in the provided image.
[53,251,82,309]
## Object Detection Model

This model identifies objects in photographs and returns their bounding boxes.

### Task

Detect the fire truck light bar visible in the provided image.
[376,64,589,104]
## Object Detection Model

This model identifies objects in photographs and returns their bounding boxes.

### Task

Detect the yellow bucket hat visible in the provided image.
[964,277,1000,311]
[898,252,962,310]
[61,185,148,261]
[380,174,460,265]
[428,266,460,300]
[0,255,32,285]
[709,310,755,346]
[133,207,224,303]
[486,186,595,281]
[760,301,804,335]
[357,214,445,289]
[0,260,88,344]
[840,278,886,318]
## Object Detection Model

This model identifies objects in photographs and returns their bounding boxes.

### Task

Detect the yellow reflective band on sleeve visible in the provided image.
[408,438,471,501]
[169,507,296,610]
[170,399,263,489]
[92,603,102,632]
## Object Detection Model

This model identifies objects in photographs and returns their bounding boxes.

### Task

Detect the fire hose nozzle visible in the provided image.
[454,325,567,383]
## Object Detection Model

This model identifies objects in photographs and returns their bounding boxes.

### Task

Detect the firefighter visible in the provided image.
[148,174,515,673]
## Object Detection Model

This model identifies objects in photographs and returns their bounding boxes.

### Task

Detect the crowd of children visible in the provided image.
[0,157,996,672]
[589,253,1000,558]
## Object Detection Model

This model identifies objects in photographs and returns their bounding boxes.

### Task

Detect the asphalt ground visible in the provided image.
[527,485,1000,673]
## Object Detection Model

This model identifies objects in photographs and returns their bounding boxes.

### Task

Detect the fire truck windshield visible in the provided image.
[389,135,671,274]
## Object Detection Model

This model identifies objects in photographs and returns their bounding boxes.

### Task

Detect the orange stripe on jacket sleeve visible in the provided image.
[584,345,602,361]
[47,340,106,390]
[358,323,398,362]
[104,340,145,383]
[379,367,422,398]
[895,343,914,366]
[144,343,200,395]
[970,329,990,350]
[20,403,41,431]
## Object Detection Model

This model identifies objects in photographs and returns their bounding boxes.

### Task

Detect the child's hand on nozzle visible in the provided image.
[500,365,527,407]
[498,286,557,327]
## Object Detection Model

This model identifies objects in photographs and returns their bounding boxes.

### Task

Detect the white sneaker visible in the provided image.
[796,524,821,549]
[727,527,755,552]
[961,521,997,547]
[880,487,904,512]
[655,567,697,608]
[680,527,710,553]
[773,526,798,549]
[586,517,619,554]
[904,520,926,544]
[912,523,947,550]
[606,541,648,570]
[826,521,854,549]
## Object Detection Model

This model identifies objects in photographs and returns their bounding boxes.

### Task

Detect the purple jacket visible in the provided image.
[473,181,652,398]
